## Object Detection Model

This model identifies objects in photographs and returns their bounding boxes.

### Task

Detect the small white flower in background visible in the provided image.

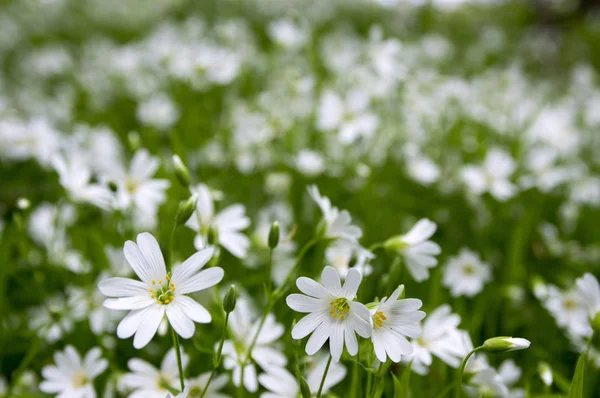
[185,183,251,259]
[112,149,170,229]
[325,240,374,279]
[461,148,517,201]
[575,273,600,319]
[317,89,379,145]
[39,346,108,398]
[166,387,190,398]
[538,362,553,387]
[404,305,464,375]
[442,248,492,297]
[121,348,189,398]
[221,297,287,392]
[542,285,592,338]
[136,93,180,132]
[98,232,223,349]
[384,218,441,282]
[370,286,425,363]
[268,18,309,49]
[259,355,347,397]
[0,376,6,396]
[52,154,114,210]
[295,149,325,177]
[307,185,362,244]
[286,266,372,362]
[185,372,229,398]
[28,294,77,343]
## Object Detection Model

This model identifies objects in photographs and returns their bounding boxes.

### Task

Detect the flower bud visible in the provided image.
[172,154,191,188]
[383,235,408,253]
[223,285,237,313]
[268,221,280,249]
[16,197,30,210]
[175,195,197,225]
[481,337,531,353]
[537,362,553,386]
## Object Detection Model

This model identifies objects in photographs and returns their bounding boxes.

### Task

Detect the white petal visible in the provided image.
[402,219,436,245]
[117,309,146,339]
[305,321,331,355]
[171,248,213,285]
[219,232,250,259]
[124,240,155,284]
[342,268,362,298]
[344,322,358,356]
[176,267,224,295]
[133,305,164,349]
[136,232,167,280]
[296,277,328,298]
[292,311,326,339]
[98,277,149,297]
[330,322,344,362]
[372,332,387,363]
[166,303,195,338]
[321,266,342,296]
[286,294,323,313]
[175,295,211,323]
[103,296,154,310]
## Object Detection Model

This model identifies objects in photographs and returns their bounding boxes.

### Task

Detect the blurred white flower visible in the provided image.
[370,286,425,363]
[575,273,600,319]
[286,266,372,362]
[185,372,229,398]
[325,240,374,279]
[39,346,108,398]
[384,218,441,282]
[268,19,309,49]
[121,348,189,398]
[307,185,362,244]
[136,93,180,131]
[221,297,287,393]
[186,183,251,259]
[543,285,592,338]
[442,248,492,297]
[461,148,517,201]
[99,233,222,348]
[258,355,346,397]
[295,149,325,177]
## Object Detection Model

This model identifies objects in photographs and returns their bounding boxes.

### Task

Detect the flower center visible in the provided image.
[372,311,387,328]
[125,177,139,193]
[71,371,87,388]
[157,374,173,390]
[462,264,476,275]
[150,274,176,305]
[329,298,350,319]
[189,386,203,397]
[564,299,577,310]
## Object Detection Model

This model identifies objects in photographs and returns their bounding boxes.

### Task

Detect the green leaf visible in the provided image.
[568,352,586,398]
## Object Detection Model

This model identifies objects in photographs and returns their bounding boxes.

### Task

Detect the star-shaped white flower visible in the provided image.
[286,266,372,362]
[98,232,224,348]
[370,286,425,363]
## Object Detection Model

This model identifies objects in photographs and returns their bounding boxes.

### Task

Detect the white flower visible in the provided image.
[575,273,600,319]
[316,89,379,145]
[295,149,325,177]
[384,218,441,282]
[39,346,108,398]
[460,148,517,201]
[113,149,170,229]
[52,154,114,210]
[325,240,374,279]
[185,183,251,259]
[442,249,492,297]
[370,286,425,363]
[121,348,189,398]
[307,185,362,244]
[267,19,309,49]
[543,285,592,338]
[136,93,180,131]
[186,372,229,398]
[221,297,287,393]
[286,266,372,362]
[98,232,223,348]
[404,305,464,375]
[258,355,346,397]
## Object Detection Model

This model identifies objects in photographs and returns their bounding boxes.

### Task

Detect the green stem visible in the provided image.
[168,225,178,271]
[384,257,402,293]
[370,361,387,398]
[454,347,483,398]
[238,364,245,398]
[266,248,273,298]
[201,311,231,398]
[274,237,323,299]
[316,355,333,398]
[171,328,185,392]
[6,334,43,396]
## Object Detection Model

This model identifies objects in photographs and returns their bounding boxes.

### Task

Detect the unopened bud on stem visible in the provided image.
[172,155,191,188]
[268,221,280,249]
[481,336,531,353]
[175,195,197,225]
[223,285,237,313]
